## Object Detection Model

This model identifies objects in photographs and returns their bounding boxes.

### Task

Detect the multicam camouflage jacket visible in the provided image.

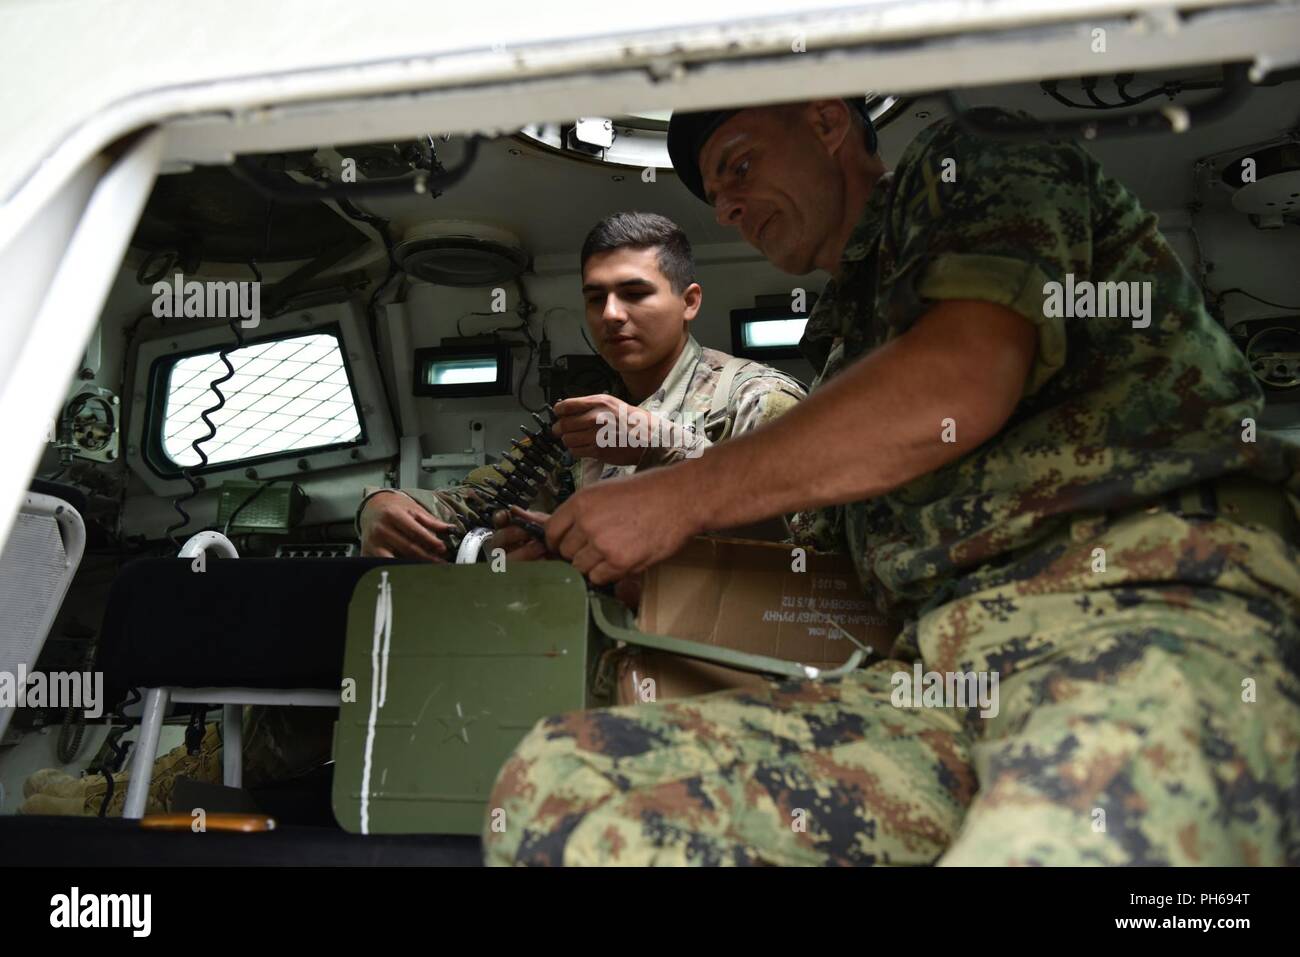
[789,107,1300,620]
[361,335,806,536]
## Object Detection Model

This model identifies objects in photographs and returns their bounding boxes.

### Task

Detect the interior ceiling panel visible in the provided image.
[336,71,1299,262]
[133,166,367,265]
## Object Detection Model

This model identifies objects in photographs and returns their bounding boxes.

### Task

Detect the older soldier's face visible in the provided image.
[699,105,845,274]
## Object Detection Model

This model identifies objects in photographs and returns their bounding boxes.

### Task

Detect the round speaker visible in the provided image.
[393,222,529,287]
[1221,143,1300,221]
[1246,325,1300,390]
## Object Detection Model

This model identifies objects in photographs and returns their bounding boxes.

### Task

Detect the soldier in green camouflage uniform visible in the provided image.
[483,103,1300,865]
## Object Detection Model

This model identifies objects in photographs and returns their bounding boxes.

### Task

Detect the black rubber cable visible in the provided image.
[230,136,480,205]
[1037,73,1231,112]
[163,267,254,547]
[222,479,277,537]
[513,277,545,414]
[337,198,407,441]
[952,63,1251,140]
[1215,288,1300,311]
[90,687,141,817]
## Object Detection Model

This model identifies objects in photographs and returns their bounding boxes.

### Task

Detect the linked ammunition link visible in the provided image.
[460,404,570,532]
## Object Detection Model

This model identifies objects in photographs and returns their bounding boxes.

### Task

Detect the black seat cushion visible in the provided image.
[97,557,421,705]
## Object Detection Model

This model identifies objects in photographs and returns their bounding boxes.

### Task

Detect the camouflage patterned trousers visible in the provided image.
[483,507,1300,865]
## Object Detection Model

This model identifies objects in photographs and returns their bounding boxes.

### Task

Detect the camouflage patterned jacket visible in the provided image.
[361,335,806,537]
[790,108,1300,620]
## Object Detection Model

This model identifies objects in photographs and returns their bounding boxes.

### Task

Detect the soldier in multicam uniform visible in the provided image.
[357,211,806,560]
[483,100,1300,865]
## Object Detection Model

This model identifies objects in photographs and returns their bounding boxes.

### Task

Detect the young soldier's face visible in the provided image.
[699,104,847,275]
[580,246,701,374]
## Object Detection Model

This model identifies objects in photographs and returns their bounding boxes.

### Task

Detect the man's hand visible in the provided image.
[552,394,663,466]
[485,506,553,563]
[546,469,702,584]
[359,492,456,561]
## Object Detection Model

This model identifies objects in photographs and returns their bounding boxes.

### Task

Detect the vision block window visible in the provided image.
[730,303,817,361]
[161,332,363,468]
[425,357,500,386]
[412,343,513,398]
[740,317,808,350]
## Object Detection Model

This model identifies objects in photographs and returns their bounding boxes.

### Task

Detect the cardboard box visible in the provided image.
[615,648,772,704]
[618,537,899,704]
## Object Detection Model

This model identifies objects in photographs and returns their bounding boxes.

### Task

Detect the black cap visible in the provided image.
[667,99,878,205]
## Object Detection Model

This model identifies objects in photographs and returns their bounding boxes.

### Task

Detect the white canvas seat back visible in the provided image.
[0,491,86,741]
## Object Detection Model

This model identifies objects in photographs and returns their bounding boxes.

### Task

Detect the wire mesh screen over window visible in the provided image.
[162,333,362,467]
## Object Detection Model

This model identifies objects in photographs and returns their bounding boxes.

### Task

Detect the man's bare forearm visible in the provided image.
[670,301,1037,534]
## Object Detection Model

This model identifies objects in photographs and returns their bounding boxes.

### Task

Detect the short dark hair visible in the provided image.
[580,211,696,294]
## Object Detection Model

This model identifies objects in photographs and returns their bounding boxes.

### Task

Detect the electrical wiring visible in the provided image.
[162,265,254,548]
[541,305,599,355]
[222,479,277,537]
[541,306,566,340]
[578,322,599,356]
[56,641,99,764]
[1081,76,1108,109]
[1213,288,1300,312]
[161,258,309,547]
[1038,71,1235,112]
[1114,73,1136,105]
[337,197,405,435]
[512,277,545,414]
[88,688,141,817]
[456,310,504,337]
[948,63,1251,142]
[230,136,481,206]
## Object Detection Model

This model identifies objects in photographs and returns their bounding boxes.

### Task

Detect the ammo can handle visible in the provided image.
[589,593,867,681]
